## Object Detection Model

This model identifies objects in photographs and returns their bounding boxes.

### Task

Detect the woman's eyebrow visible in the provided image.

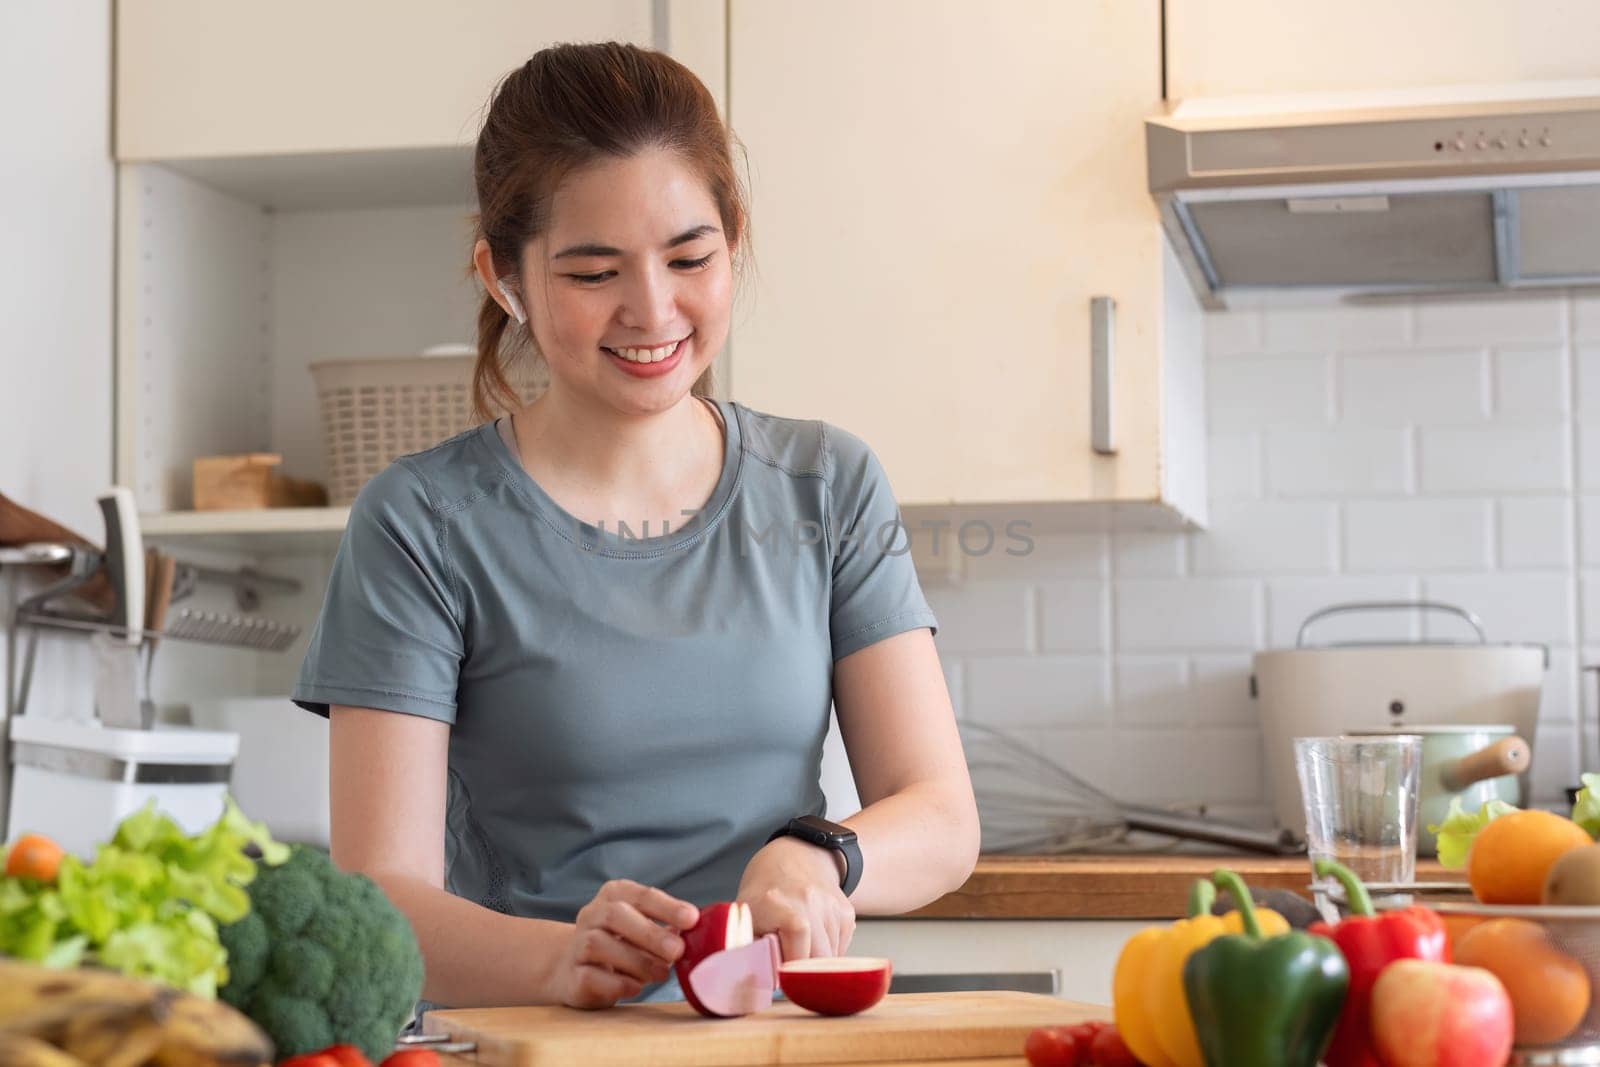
[551,225,720,260]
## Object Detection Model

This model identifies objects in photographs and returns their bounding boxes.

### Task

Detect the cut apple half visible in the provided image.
[676,901,770,1017]
[777,956,893,1016]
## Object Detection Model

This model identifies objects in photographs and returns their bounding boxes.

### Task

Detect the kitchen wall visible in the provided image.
[0,1,113,731]
[927,290,1600,822]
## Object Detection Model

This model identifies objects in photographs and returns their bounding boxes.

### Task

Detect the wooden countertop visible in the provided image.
[902,854,1454,919]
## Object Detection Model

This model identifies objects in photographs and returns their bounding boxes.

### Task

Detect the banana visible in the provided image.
[0,958,272,1067]
[59,1008,167,1067]
[0,1033,92,1067]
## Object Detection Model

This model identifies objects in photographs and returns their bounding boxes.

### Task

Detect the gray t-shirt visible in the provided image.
[292,397,936,976]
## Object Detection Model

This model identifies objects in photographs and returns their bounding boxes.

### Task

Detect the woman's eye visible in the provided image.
[566,253,715,286]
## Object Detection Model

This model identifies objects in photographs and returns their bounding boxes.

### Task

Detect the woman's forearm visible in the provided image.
[367,871,573,1007]
[839,778,980,915]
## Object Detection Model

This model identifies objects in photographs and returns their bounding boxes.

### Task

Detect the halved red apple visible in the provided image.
[677,901,780,1017]
[777,956,893,1016]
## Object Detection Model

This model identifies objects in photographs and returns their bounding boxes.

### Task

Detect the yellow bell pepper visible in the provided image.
[1113,878,1289,1067]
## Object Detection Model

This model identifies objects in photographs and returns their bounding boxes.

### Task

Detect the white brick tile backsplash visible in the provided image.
[1494,347,1568,417]
[1204,308,1264,356]
[1581,497,1600,565]
[1209,432,1264,499]
[1582,575,1600,646]
[966,656,1109,727]
[994,726,1118,797]
[1414,295,1566,347]
[1189,501,1337,575]
[1498,497,1574,569]
[1577,294,1600,341]
[926,583,1031,654]
[1542,647,1579,727]
[1111,728,1266,805]
[1209,356,1332,428]
[1112,531,1186,577]
[1116,579,1261,651]
[1189,655,1259,726]
[1578,345,1600,419]
[1581,427,1600,490]
[1038,581,1109,652]
[1340,350,1488,425]
[1265,576,1422,648]
[1264,427,1410,497]
[942,660,964,718]
[1418,425,1570,493]
[964,531,1107,581]
[1114,658,1188,725]
[1418,573,1574,645]
[1344,499,1492,572]
[1261,305,1411,353]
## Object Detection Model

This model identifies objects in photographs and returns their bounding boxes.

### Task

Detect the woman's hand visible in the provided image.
[551,879,699,1010]
[736,837,855,962]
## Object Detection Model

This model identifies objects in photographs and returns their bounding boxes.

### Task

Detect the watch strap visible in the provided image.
[767,817,863,897]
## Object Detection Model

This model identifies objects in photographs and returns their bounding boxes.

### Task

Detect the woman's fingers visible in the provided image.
[566,964,642,1010]
[574,925,672,984]
[597,895,688,964]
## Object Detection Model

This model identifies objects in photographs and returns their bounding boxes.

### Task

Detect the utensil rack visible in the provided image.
[3,537,305,723]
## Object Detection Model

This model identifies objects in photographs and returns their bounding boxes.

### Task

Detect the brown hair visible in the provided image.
[470,42,750,422]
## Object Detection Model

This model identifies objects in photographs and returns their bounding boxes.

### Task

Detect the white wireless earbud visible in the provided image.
[496,277,527,325]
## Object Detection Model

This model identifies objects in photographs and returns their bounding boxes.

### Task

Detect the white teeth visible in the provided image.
[609,339,681,363]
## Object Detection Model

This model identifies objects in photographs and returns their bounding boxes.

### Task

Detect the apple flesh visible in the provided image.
[778,957,893,1016]
[676,901,772,1018]
[1370,960,1513,1067]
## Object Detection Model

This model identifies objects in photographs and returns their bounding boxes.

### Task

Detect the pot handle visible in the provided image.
[1439,736,1532,793]
[1296,600,1487,648]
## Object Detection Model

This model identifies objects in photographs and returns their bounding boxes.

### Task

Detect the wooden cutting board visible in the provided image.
[423,991,1102,1067]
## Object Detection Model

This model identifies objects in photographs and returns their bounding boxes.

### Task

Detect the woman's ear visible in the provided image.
[473,239,526,324]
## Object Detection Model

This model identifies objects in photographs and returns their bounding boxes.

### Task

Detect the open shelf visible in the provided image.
[140,507,349,554]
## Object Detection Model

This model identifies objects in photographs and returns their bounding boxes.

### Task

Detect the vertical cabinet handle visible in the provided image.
[1090,296,1116,455]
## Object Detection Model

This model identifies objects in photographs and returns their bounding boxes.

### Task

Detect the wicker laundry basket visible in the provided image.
[310,353,547,506]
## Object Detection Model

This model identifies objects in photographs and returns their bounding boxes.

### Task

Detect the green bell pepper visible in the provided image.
[1181,869,1349,1067]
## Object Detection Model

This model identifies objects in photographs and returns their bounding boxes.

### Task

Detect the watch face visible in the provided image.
[796,815,855,843]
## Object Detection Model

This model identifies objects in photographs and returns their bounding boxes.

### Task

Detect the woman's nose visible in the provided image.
[617,262,678,330]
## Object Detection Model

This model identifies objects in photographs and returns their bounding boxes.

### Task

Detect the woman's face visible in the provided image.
[519,147,733,418]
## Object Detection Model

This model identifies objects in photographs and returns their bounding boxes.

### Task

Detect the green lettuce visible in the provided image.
[1572,773,1600,838]
[0,795,287,995]
[1429,796,1519,869]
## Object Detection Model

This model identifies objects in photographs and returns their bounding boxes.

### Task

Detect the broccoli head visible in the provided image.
[219,844,425,1062]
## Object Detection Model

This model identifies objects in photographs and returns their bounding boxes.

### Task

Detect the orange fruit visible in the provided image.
[1467,810,1593,904]
[1441,912,1485,952]
[1456,918,1591,1045]
[3,833,64,883]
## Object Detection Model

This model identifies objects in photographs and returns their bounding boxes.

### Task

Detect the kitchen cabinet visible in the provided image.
[116,1,724,161]
[726,1,1205,522]
[1167,0,1600,100]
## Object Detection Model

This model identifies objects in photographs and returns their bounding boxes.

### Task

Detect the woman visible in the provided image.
[292,41,978,1011]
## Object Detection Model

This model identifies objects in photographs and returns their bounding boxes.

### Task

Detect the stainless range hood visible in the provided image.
[1146,81,1600,308]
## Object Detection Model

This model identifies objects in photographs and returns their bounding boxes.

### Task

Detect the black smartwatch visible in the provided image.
[767,815,863,897]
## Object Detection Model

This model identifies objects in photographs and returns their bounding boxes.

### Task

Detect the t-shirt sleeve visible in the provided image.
[291,461,465,722]
[825,424,939,661]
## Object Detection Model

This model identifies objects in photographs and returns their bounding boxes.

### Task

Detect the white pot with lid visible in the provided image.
[1253,601,1546,834]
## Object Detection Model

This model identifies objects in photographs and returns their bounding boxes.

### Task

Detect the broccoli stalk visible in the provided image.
[219,845,425,1061]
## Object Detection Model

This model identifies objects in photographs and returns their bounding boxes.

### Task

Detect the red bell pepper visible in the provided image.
[1308,859,1451,1067]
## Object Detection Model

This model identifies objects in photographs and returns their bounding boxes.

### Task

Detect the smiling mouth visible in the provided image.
[601,333,690,364]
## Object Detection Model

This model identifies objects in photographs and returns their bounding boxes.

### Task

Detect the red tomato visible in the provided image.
[1024,1026,1081,1067]
[279,1056,339,1067]
[322,1047,372,1067]
[380,1052,441,1067]
[1090,1025,1141,1067]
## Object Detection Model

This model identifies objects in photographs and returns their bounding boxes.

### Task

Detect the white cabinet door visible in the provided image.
[1168,0,1600,99]
[727,1,1177,507]
[116,1,712,160]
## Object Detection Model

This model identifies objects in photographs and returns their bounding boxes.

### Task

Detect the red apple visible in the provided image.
[675,901,762,1017]
[1371,960,1513,1067]
[777,956,893,1016]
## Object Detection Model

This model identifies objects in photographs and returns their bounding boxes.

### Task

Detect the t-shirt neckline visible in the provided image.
[483,395,743,557]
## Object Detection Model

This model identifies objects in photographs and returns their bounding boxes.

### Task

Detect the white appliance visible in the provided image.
[1252,602,1546,833]
[1146,80,1600,306]
[6,717,238,858]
